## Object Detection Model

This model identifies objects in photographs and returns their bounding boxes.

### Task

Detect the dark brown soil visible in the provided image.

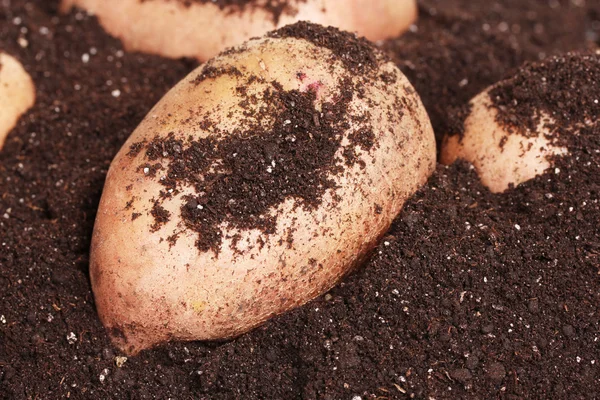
[268,21,381,74]
[0,1,599,399]
[489,52,600,140]
[383,0,598,142]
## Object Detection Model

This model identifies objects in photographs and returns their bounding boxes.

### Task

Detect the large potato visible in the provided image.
[0,52,35,150]
[61,0,417,61]
[92,22,436,355]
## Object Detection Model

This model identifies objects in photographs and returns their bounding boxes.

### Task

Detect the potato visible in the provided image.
[91,22,436,355]
[0,52,35,150]
[441,52,600,193]
[60,0,417,61]
[441,89,568,193]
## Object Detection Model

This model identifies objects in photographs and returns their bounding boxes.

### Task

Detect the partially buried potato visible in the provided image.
[0,52,35,150]
[441,52,600,193]
[61,0,417,61]
[92,22,436,355]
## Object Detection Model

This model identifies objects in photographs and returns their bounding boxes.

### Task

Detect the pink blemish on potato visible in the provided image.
[296,71,323,92]
[307,81,324,93]
[298,77,326,100]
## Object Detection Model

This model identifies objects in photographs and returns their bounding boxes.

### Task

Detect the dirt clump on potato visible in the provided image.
[488,52,600,146]
[268,21,379,73]
[140,0,306,24]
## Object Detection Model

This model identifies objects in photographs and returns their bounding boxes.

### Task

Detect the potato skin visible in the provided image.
[0,52,35,150]
[91,33,435,355]
[61,0,417,61]
[441,89,567,193]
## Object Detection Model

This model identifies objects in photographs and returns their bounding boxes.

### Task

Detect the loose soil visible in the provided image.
[0,1,598,399]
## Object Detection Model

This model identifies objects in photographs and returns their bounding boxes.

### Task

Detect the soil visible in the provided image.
[489,52,600,140]
[268,21,380,74]
[383,0,598,141]
[0,1,599,399]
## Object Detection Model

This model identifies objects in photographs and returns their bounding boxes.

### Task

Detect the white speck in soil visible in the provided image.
[99,368,110,383]
[115,356,127,368]
[66,332,77,344]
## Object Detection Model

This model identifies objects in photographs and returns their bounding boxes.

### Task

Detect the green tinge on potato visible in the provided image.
[91,22,436,355]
